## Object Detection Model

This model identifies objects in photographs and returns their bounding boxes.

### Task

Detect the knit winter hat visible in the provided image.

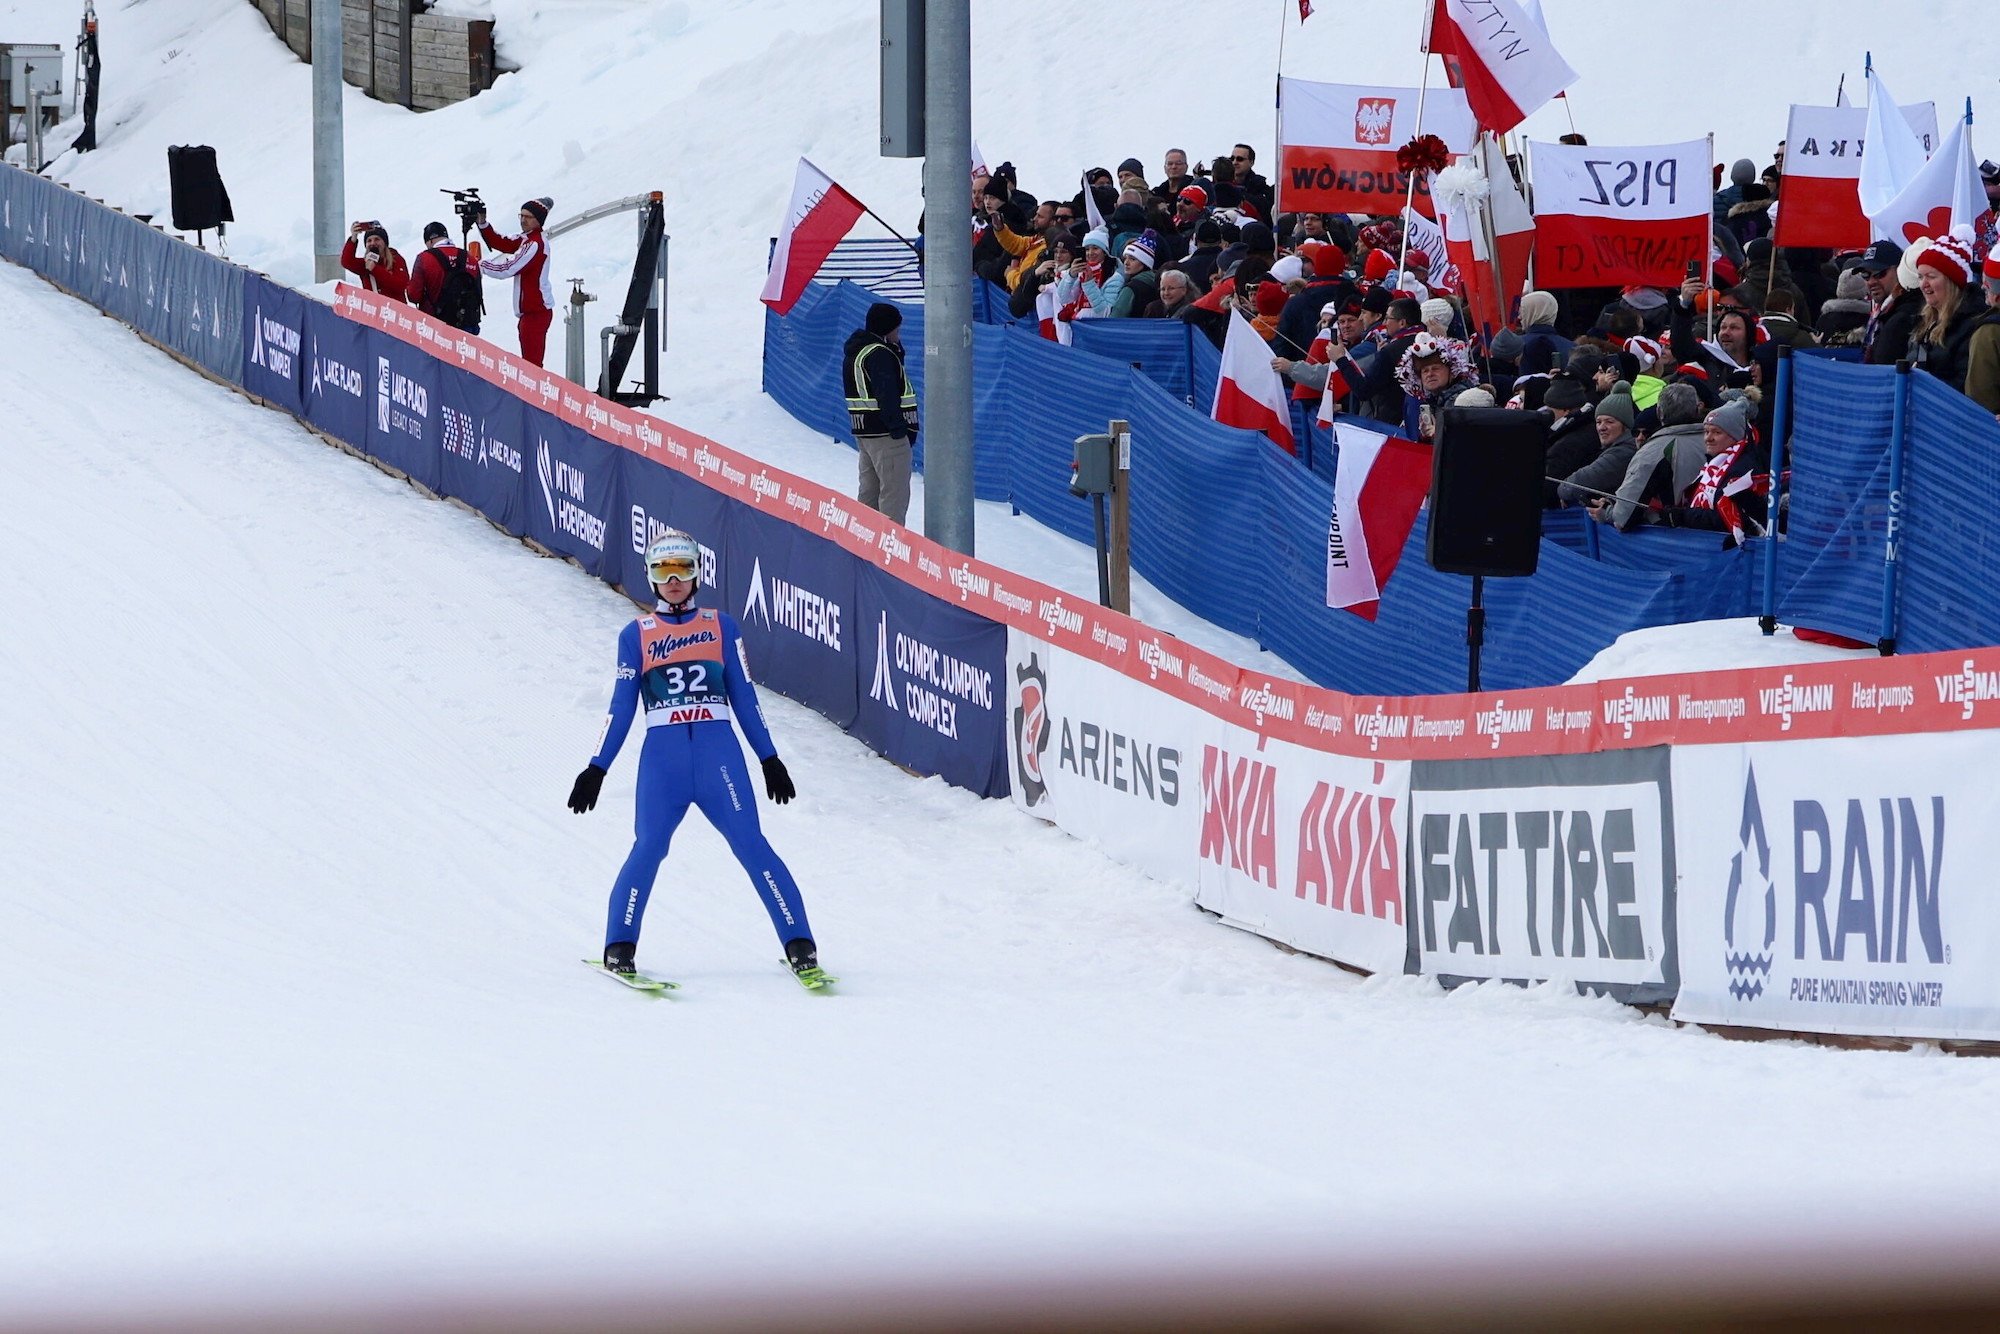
[1178,183,1209,209]
[1489,328,1525,362]
[362,224,389,245]
[1117,157,1145,179]
[1256,281,1289,317]
[1270,254,1306,285]
[1704,398,1751,442]
[422,220,449,243]
[522,197,553,225]
[1082,227,1112,254]
[1986,245,2000,285]
[1596,380,1637,430]
[1625,335,1665,371]
[1419,297,1455,331]
[1363,249,1395,282]
[1194,219,1222,245]
[1123,231,1158,270]
[1455,386,1497,408]
[1311,244,1348,277]
[1730,158,1757,186]
[1912,231,1977,287]
[865,302,903,335]
[1518,290,1559,329]
[1543,374,1588,411]
[1240,221,1276,255]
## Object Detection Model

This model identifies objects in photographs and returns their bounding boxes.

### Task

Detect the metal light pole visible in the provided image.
[311,0,345,282]
[920,0,974,555]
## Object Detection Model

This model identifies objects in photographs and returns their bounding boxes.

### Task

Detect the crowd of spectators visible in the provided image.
[955,146,2000,540]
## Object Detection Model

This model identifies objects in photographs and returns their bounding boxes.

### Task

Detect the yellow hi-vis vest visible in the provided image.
[843,340,918,438]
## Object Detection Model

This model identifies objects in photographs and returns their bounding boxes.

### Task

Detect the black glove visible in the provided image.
[762,755,796,805]
[567,764,606,814]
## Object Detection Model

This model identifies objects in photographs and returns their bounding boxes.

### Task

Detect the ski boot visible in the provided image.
[786,937,836,990]
[604,940,638,976]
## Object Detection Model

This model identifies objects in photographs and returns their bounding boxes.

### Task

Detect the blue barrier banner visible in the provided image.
[165,240,242,382]
[364,327,443,492]
[723,504,861,728]
[242,273,309,410]
[851,563,1008,797]
[301,302,371,447]
[618,452,736,600]
[434,362,529,535]
[523,413,620,578]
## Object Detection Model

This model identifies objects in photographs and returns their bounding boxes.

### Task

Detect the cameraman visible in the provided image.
[406,221,483,334]
[478,196,555,366]
[340,221,409,302]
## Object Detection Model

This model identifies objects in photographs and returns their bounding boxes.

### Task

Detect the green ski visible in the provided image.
[583,959,680,993]
[791,966,837,991]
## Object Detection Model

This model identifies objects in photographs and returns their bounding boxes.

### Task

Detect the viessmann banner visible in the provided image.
[1671,732,2000,1041]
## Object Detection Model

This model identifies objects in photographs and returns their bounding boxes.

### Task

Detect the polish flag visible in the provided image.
[1212,309,1295,455]
[1427,0,1576,136]
[1277,77,1475,218]
[1775,100,1940,249]
[1436,135,1535,335]
[1529,137,1710,288]
[1325,421,1432,620]
[1870,111,1985,248]
[760,158,868,315]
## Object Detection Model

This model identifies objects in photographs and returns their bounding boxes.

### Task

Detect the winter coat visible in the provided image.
[840,330,917,441]
[1908,290,1993,394]
[1110,268,1159,319]
[478,222,554,318]
[1542,411,1601,507]
[1606,421,1706,530]
[990,223,1047,291]
[1556,432,1637,508]
[1965,315,2000,415]
[1178,245,1224,291]
[407,242,482,323]
[1813,297,1872,346]
[1759,312,1816,350]
[1669,297,1754,382]
[1865,288,1921,366]
[340,237,410,301]
[1725,197,1774,247]
[1275,277,1358,365]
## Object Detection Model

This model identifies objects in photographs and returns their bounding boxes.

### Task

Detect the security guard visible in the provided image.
[841,301,919,524]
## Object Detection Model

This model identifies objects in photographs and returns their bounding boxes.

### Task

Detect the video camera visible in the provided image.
[442,187,484,232]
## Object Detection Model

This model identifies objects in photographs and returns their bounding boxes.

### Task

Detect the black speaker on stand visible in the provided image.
[167,144,234,248]
[1426,404,1549,691]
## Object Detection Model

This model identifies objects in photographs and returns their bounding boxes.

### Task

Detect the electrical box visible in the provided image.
[2,43,63,111]
[879,0,923,158]
[1070,433,1115,497]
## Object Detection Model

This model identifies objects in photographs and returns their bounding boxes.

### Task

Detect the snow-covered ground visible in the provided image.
[7,3,2000,1319]
[9,202,2000,1326]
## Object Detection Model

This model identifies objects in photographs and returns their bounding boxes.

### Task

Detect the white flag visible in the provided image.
[1858,66,1929,220]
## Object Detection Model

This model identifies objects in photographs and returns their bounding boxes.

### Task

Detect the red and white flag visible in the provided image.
[1277,77,1475,217]
[1325,421,1432,620]
[760,158,868,315]
[1212,309,1296,455]
[1399,205,1461,294]
[1529,137,1710,288]
[1427,0,1576,135]
[1435,134,1535,335]
[1775,100,1940,249]
[1871,111,1984,248]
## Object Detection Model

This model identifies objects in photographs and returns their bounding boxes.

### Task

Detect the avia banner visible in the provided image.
[1670,733,2000,1041]
[1007,628,1410,976]
[1277,78,1476,218]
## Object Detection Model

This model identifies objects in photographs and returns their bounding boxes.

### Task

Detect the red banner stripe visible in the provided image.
[1532,212,1706,289]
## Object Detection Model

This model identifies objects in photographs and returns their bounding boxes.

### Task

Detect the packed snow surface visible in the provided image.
[7,221,2000,1320]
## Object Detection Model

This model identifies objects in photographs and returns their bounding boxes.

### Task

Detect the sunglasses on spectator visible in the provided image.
[1054,212,1074,222]
[1230,154,1250,162]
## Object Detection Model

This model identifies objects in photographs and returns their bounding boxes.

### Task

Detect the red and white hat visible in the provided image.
[1177,183,1209,209]
[1624,335,1664,370]
[1911,231,1977,287]
[1984,245,2000,285]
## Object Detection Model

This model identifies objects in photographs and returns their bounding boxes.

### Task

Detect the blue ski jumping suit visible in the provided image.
[589,604,812,952]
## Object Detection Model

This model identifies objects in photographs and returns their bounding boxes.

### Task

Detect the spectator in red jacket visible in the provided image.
[340,221,409,301]
[405,221,483,334]
[479,196,556,365]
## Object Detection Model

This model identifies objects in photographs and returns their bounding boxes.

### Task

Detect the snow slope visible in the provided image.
[9,216,2000,1322]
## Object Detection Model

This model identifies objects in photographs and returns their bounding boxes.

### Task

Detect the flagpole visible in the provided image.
[1477,131,1507,350]
[1397,0,1438,283]
[860,200,923,258]
[1705,132,1716,343]
[1275,0,1288,193]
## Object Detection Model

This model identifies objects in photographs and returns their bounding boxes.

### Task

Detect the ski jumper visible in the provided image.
[589,605,811,953]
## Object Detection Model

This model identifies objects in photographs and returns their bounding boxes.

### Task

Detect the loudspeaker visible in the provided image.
[1426,404,1546,577]
[167,145,234,234]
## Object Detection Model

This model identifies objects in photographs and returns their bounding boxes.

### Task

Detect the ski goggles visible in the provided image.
[648,555,698,583]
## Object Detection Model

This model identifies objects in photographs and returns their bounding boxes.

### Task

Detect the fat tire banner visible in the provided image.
[1407,747,1678,1002]
[1670,734,2000,1041]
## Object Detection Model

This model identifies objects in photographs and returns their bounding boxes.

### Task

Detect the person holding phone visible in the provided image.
[339,220,409,302]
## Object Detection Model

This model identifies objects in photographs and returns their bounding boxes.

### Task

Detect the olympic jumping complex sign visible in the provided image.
[8,160,2000,1046]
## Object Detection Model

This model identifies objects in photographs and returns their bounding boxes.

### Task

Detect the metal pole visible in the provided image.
[1878,360,1912,655]
[1466,575,1485,693]
[1758,343,1793,635]
[920,0,974,554]
[24,77,41,173]
[1108,417,1131,614]
[311,0,346,283]
[1395,0,1438,282]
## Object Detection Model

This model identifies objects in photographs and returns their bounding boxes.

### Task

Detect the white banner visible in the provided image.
[1407,748,1678,1000]
[1784,101,1941,182]
[1006,629,1410,975]
[1670,734,2000,1041]
[1529,138,1710,222]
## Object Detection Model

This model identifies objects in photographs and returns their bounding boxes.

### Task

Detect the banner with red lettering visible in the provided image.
[1278,78,1476,218]
[1529,138,1710,288]
[1776,101,1941,249]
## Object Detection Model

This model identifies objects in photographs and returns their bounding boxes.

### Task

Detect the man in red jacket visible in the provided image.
[479,196,555,365]
[405,221,483,334]
[340,221,409,301]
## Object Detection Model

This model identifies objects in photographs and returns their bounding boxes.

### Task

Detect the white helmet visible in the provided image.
[644,531,700,590]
